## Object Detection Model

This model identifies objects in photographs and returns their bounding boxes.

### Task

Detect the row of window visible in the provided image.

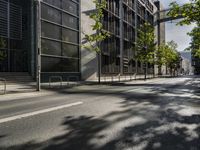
[41,0,80,73]
[123,0,135,9]
[123,4,136,26]
[102,55,120,74]
[102,0,155,74]
[41,4,78,30]
[41,56,79,72]
[146,0,154,13]
[41,21,78,44]
[0,49,27,72]
[123,23,135,41]
[0,0,22,39]
[101,36,120,55]
[106,0,120,15]
[102,56,154,74]
[41,39,79,58]
[43,0,79,16]
[0,38,24,50]
[137,2,145,19]
[103,11,120,35]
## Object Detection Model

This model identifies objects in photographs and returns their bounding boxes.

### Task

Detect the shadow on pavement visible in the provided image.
[1,111,200,150]
[0,76,200,150]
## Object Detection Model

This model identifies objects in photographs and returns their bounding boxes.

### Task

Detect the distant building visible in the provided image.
[192,54,200,75]
[180,51,193,75]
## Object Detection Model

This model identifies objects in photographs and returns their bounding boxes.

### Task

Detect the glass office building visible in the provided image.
[0,0,32,72]
[40,0,80,81]
[0,0,158,82]
[101,0,155,76]
[0,0,80,81]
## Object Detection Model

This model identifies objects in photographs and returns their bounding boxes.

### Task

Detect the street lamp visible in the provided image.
[35,0,41,91]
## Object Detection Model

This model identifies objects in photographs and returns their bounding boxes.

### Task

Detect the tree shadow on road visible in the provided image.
[0,77,200,150]
[1,104,200,150]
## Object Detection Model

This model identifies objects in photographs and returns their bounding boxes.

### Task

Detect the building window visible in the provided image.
[41,39,61,56]
[62,0,79,16]
[41,0,80,73]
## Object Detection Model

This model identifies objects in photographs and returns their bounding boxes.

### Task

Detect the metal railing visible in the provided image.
[0,78,6,95]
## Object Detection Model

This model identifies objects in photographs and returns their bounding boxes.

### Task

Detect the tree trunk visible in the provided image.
[144,63,147,80]
[97,53,101,84]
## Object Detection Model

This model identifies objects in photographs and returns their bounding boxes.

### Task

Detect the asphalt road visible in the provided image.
[0,76,200,150]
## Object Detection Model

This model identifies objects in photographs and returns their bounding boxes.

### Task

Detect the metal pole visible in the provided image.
[119,0,123,76]
[36,0,41,91]
[7,0,10,71]
[98,52,101,84]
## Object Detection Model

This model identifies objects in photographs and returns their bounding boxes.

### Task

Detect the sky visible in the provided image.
[158,0,195,51]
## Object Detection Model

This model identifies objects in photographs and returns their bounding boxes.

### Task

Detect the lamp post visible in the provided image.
[144,46,147,80]
[36,0,41,91]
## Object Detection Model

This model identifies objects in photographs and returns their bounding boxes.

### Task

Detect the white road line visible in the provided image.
[0,101,83,124]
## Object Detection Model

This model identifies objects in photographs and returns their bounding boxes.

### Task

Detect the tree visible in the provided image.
[155,43,169,75]
[155,41,181,76]
[168,0,200,25]
[135,22,156,79]
[83,0,110,83]
[165,41,181,76]
[168,0,200,58]
[186,27,200,58]
[0,37,6,61]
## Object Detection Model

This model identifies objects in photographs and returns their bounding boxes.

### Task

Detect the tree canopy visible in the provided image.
[168,0,200,58]
[135,22,156,64]
[168,0,200,25]
[156,41,181,74]
[186,27,200,58]
[165,41,181,70]
[83,0,109,54]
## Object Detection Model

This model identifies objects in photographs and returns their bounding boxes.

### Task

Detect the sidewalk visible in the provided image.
[0,77,170,102]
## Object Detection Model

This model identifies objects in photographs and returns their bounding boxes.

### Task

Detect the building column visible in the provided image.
[135,0,138,75]
[30,0,35,77]
[119,0,123,75]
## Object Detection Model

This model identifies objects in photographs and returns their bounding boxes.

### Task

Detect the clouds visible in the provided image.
[158,0,193,51]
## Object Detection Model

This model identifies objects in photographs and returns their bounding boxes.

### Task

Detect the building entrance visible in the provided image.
[0,0,28,72]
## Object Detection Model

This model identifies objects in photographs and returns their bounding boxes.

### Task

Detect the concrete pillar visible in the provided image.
[80,0,98,81]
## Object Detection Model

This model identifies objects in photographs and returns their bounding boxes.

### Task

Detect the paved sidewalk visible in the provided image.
[0,77,182,102]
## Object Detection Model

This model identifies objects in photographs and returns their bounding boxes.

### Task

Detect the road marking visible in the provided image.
[0,101,83,124]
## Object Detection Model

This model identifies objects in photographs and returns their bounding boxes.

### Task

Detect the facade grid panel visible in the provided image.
[102,0,155,75]
[40,0,80,73]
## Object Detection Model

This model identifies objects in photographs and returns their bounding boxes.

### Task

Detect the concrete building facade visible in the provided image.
[0,0,164,82]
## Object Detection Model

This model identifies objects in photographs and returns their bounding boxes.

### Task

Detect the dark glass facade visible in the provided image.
[0,0,156,81]
[101,0,120,74]
[0,0,30,72]
[40,0,80,74]
[102,0,155,75]
[123,0,136,74]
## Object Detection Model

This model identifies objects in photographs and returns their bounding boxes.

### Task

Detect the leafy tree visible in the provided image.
[83,0,110,83]
[168,0,200,25]
[166,41,181,76]
[168,0,200,58]
[135,22,156,79]
[186,27,200,58]
[155,43,169,75]
[0,37,6,61]
[156,41,181,76]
